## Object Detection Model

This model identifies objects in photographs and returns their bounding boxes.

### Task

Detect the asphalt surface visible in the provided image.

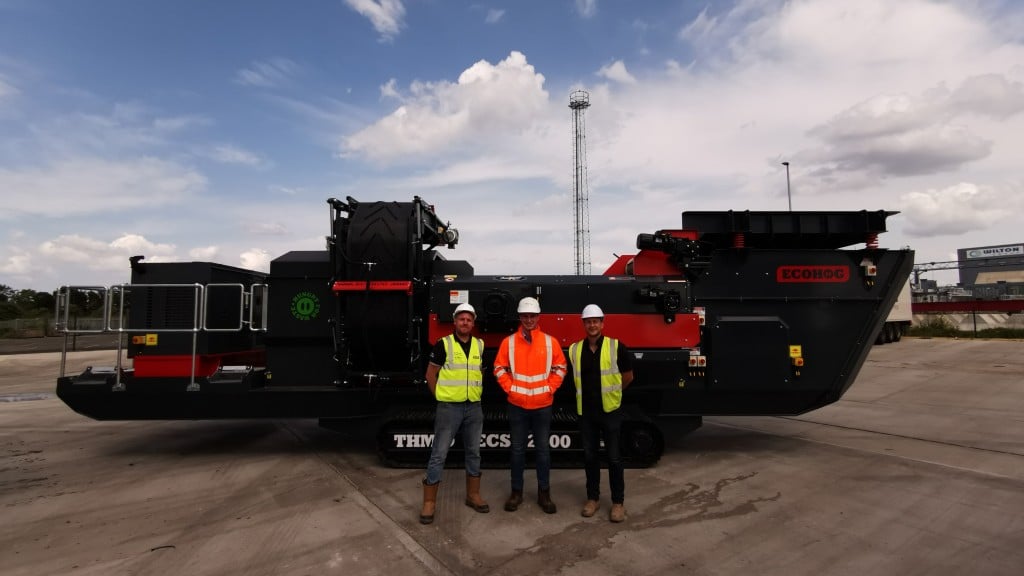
[2,338,1022,575]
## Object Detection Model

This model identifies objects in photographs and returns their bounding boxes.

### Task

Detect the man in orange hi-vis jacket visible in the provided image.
[494,296,567,514]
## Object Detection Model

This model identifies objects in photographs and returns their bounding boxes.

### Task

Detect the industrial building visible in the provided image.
[955,242,1024,299]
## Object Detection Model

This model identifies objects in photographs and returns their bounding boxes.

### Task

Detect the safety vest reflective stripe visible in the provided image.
[570,337,623,414]
[509,335,516,374]
[436,380,483,388]
[442,334,483,369]
[436,335,484,403]
[510,385,552,395]
[509,334,554,380]
[504,331,565,408]
[511,372,548,383]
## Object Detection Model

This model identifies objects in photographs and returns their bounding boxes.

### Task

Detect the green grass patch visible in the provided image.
[908,316,1024,339]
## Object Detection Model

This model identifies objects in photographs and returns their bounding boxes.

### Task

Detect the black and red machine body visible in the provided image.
[56,197,913,467]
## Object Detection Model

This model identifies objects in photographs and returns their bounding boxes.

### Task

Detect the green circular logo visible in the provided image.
[290,291,320,320]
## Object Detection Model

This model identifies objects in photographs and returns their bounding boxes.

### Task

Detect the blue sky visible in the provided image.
[3,0,1024,291]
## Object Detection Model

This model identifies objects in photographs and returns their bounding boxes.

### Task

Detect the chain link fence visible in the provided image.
[0,317,106,338]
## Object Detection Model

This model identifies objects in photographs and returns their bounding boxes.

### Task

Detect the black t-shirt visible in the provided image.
[566,336,632,416]
[429,335,473,366]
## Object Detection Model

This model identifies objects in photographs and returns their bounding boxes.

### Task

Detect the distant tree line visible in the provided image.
[0,284,105,321]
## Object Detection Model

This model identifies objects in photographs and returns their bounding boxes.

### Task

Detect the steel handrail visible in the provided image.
[55,281,269,392]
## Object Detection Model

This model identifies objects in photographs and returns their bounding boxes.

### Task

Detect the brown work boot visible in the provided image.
[420,480,439,525]
[504,490,523,512]
[464,474,490,513]
[610,503,626,523]
[581,499,600,518]
[537,488,557,514]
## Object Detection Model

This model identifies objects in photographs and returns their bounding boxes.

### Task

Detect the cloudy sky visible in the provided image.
[2,0,1023,291]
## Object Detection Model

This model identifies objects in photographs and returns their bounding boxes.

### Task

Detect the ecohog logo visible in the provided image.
[777,265,850,283]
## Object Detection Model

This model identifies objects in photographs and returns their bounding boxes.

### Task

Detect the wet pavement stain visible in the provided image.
[484,472,780,576]
[645,471,782,527]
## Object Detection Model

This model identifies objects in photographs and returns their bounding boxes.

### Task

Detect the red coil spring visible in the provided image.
[866,233,879,249]
[733,232,745,248]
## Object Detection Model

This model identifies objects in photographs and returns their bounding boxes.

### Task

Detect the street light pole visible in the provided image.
[781,161,792,211]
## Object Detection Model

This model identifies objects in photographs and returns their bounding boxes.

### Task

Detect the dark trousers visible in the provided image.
[508,404,552,491]
[578,408,624,504]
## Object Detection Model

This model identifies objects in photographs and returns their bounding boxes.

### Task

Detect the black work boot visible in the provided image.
[504,490,523,512]
[537,488,557,514]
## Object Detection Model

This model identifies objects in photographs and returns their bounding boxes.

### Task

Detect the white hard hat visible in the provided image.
[517,297,541,314]
[453,303,476,319]
[581,304,604,319]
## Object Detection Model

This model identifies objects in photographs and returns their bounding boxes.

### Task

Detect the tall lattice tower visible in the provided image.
[569,90,592,275]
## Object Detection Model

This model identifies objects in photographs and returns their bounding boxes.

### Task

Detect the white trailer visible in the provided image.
[876,278,913,344]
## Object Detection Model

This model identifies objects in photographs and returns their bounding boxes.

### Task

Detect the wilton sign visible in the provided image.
[965,245,1023,259]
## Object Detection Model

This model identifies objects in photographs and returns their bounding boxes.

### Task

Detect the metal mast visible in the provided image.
[569,90,591,275]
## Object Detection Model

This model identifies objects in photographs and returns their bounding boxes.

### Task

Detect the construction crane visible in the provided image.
[913,259,1019,284]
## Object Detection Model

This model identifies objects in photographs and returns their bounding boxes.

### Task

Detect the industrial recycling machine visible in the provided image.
[55,197,913,467]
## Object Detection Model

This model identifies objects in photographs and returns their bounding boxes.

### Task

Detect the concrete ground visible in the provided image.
[1,338,1022,576]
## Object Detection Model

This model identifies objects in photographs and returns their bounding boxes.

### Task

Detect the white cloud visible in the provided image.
[332,0,1024,279]
[342,51,551,162]
[7,0,1024,291]
[571,0,1024,201]
[401,155,552,189]
[189,246,220,260]
[152,114,211,133]
[596,60,637,84]
[344,0,406,41]
[0,250,31,275]
[575,0,596,19]
[0,74,17,98]
[20,104,211,158]
[947,73,1024,118]
[679,6,718,43]
[899,182,1021,237]
[798,74,1024,187]
[380,78,401,100]
[234,58,300,88]
[270,185,302,196]
[39,233,177,272]
[244,222,290,236]
[0,157,205,218]
[485,9,505,24]
[209,144,265,167]
[239,248,271,271]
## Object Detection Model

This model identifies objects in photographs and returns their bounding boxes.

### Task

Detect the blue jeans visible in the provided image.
[508,404,552,491]
[578,409,624,503]
[425,401,483,485]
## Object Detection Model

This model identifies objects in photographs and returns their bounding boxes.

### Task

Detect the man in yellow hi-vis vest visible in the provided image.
[420,303,489,524]
[567,304,634,523]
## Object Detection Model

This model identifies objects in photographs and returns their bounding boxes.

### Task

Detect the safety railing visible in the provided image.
[55,282,268,392]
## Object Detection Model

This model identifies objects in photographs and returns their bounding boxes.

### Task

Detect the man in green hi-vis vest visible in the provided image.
[420,303,490,524]
[567,304,634,523]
